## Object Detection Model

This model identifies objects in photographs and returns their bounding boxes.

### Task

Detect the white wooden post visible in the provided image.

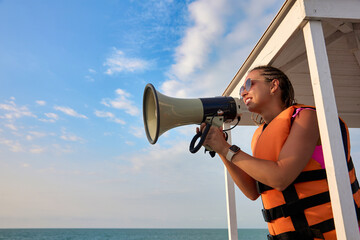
[224,123,238,240]
[303,20,360,240]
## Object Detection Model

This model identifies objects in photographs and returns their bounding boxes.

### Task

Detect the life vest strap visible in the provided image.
[262,179,360,223]
[266,218,334,240]
[256,169,327,194]
[349,156,354,171]
[257,157,355,194]
[262,191,331,222]
[352,178,360,194]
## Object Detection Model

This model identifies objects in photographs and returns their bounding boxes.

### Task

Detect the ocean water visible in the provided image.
[0,228,268,240]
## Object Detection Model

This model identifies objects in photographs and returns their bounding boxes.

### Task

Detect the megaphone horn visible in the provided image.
[142,83,243,153]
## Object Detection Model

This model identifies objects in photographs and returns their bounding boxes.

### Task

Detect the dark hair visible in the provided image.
[250,65,296,108]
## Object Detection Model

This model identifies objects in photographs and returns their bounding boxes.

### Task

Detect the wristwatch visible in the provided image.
[226,145,241,162]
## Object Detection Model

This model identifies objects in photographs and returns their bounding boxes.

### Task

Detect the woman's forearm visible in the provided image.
[219,154,260,200]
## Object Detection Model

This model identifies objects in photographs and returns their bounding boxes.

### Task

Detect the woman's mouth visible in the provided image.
[245,97,252,105]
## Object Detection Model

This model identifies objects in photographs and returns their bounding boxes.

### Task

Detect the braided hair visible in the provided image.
[249,66,296,125]
[250,65,296,108]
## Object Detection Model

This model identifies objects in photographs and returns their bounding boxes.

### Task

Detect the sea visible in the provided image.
[0,229,269,240]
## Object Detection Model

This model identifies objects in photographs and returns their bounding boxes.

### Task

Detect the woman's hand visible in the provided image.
[196,123,230,156]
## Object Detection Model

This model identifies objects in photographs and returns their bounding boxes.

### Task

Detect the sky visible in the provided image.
[1,0,360,229]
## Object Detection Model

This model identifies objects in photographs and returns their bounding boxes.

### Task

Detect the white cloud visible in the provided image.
[29,146,46,154]
[5,123,17,131]
[45,112,59,120]
[54,106,87,119]
[88,68,97,74]
[118,140,224,190]
[36,100,46,106]
[0,138,23,152]
[125,141,135,146]
[26,131,48,141]
[104,48,150,75]
[170,0,229,81]
[39,112,59,123]
[122,141,192,173]
[60,134,83,142]
[160,0,282,98]
[94,110,114,118]
[94,110,126,125]
[84,76,94,82]
[101,89,140,116]
[129,126,144,138]
[51,143,74,154]
[22,163,30,168]
[0,101,36,120]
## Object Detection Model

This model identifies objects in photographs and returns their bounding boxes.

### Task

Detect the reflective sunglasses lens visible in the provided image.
[245,78,252,91]
[240,78,251,97]
[240,86,245,96]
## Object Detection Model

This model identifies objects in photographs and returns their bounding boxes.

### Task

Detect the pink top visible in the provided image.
[292,108,325,169]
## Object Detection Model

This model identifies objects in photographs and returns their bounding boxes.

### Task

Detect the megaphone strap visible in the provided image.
[189,123,212,154]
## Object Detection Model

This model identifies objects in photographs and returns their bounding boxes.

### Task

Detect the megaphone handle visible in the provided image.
[189,123,211,153]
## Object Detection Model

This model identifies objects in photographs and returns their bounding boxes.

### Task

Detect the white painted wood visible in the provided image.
[327,20,354,33]
[302,0,360,20]
[223,123,238,240]
[280,30,344,72]
[303,20,360,240]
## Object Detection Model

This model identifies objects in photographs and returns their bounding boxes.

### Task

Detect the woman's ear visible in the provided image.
[270,79,280,94]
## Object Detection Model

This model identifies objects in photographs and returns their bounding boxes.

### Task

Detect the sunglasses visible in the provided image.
[239,78,254,98]
[239,78,272,98]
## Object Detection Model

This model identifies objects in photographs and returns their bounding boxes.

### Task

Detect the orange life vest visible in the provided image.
[251,105,360,240]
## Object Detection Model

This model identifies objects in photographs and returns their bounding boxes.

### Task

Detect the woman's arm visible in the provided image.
[204,109,320,192]
[219,154,260,200]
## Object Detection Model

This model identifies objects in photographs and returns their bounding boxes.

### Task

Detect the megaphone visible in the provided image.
[143,83,243,154]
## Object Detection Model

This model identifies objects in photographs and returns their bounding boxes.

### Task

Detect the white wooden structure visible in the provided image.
[223,0,360,239]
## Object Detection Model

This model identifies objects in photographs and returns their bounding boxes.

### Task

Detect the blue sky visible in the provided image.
[1,0,360,229]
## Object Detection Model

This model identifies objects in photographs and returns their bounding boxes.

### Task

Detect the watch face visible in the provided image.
[230,145,240,152]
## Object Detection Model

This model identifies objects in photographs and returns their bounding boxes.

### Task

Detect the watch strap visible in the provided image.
[226,145,240,162]
[226,150,235,162]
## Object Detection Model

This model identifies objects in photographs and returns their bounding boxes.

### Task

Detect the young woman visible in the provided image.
[198,66,360,240]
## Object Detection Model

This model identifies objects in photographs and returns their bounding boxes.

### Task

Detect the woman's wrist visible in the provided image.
[221,143,231,156]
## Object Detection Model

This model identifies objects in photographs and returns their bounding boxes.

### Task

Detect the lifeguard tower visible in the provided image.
[222,0,360,239]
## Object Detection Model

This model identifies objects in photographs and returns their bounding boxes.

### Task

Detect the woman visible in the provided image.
[199,66,360,239]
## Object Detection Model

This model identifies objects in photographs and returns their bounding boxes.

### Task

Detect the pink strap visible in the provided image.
[292,107,315,118]
[292,108,325,169]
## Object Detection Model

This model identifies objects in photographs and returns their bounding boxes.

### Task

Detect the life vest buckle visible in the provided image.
[266,234,275,240]
[256,181,262,194]
[262,209,272,222]
[280,204,290,218]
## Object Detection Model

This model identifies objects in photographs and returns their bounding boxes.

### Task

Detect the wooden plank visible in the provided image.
[303,20,360,239]
[302,0,360,20]
[354,50,360,68]
[281,30,344,72]
[224,169,238,240]
[223,124,239,240]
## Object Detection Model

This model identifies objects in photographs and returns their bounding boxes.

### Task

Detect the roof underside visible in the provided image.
[225,0,360,128]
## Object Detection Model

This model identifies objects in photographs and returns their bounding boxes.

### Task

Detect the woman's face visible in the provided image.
[241,70,273,113]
